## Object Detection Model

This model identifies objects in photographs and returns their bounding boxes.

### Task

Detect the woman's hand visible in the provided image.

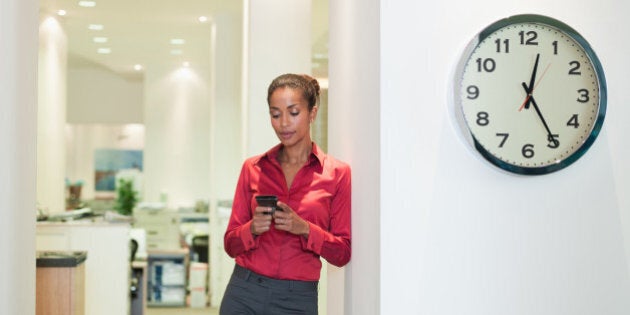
[250,206,273,236]
[273,201,310,238]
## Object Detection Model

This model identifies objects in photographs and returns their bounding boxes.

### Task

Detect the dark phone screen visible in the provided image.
[255,195,278,215]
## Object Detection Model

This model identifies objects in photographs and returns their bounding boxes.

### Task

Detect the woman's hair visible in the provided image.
[267,73,320,111]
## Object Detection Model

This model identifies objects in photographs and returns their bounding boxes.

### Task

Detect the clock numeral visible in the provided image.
[466,85,479,99]
[577,89,589,103]
[496,133,509,147]
[547,134,560,149]
[569,61,581,75]
[519,31,538,45]
[522,144,535,159]
[567,114,580,128]
[476,111,489,126]
[552,40,558,55]
[476,58,496,72]
[494,38,510,53]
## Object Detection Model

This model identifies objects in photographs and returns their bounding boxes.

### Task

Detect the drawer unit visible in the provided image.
[133,210,181,250]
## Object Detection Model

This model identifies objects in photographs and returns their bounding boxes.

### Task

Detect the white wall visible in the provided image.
[376,1,630,315]
[67,60,143,124]
[0,0,38,314]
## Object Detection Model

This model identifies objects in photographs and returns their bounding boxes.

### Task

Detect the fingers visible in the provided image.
[251,206,273,235]
[275,201,292,214]
[251,202,307,236]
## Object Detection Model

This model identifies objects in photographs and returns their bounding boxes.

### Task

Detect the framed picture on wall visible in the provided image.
[94,149,143,198]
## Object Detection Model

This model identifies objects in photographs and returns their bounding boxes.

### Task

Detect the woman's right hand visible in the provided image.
[250,206,273,235]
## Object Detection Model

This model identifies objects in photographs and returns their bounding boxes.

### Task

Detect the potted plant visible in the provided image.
[114,178,137,215]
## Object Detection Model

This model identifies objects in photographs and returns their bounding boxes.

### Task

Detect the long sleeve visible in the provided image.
[223,162,258,258]
[301,164,352,267]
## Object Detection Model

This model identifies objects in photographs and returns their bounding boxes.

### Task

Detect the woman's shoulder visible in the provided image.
[322,153,351,176]
[241,145,281,169]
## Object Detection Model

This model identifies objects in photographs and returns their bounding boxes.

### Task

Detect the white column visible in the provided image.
[207,0,244,307]
[0,0,38,314]
[143,64,212,208]
[37,14,67,213]
[329,0,381,314]
[208,0,244,201]
[244,0,312,156]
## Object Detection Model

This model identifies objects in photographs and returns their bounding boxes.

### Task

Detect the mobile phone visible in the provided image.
[255,195,278,215]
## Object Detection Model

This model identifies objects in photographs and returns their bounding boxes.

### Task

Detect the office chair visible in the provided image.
[191,234,209,263]
[129,239,139,298]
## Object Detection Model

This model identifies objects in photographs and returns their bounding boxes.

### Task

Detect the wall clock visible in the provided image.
[455,14,607,175]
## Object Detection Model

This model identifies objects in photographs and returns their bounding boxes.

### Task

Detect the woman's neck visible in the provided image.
[279,142,312,165]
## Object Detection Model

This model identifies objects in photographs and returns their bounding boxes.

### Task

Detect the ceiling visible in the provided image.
[40,0,218,77]
[40,0,328,79]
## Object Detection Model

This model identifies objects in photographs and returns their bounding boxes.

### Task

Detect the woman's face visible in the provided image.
[268,87,317,148]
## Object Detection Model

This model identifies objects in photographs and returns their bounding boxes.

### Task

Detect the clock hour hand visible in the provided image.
[521,82,559,148]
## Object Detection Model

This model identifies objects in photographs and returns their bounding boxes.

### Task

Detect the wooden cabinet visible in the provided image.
[36,252,87,315]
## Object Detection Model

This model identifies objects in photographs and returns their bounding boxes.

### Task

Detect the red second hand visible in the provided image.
[518,63,551,111]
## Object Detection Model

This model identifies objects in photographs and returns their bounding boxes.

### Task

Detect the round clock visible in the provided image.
[455,14,607,175]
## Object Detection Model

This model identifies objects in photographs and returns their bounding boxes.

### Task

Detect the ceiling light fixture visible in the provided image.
[134,64,143,71]
[198,16,208,23]
[170,38,185,45]
[97,48,111,54]
[78,1,96,8]
[88,24,104,31]
[57,10,67,16]
[92,37,108,43]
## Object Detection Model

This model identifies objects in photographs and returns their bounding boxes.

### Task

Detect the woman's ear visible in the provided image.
[309,105,319,123]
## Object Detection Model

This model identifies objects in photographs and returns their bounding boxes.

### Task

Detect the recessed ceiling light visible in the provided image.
[170,38,185,45]
[78,1,96,8]
[198,16,208,23]
[92,37,108,43]
[88,24,104,31]
[57,10,67,16]
[170,49,183,55]
[97,48,111,54]
[134,64,143,71]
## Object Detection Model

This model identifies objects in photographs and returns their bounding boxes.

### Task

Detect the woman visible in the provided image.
[220,73,351,314]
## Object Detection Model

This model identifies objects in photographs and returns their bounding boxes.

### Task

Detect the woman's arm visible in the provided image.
[301,165,352,267]
[223,163,258,258]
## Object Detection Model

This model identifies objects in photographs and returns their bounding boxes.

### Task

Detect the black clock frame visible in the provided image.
[460,14,607,175]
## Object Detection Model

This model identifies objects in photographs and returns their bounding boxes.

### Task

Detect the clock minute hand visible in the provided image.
[523,53,540,110]
[521,82,559,148]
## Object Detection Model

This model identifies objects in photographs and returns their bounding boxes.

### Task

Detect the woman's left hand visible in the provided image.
[273,201,310,238]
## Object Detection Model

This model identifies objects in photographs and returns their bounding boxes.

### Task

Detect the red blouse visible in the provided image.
[224,143,351,281]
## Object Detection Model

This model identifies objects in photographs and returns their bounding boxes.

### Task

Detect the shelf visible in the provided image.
[146,250,188,307]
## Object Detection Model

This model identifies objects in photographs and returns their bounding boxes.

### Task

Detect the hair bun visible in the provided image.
[301,74,320,97]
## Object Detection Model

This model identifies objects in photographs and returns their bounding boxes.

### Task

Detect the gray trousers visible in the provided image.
[219,264,318,315]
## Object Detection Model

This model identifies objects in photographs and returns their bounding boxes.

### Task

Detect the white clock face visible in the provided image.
[458,15,606,175]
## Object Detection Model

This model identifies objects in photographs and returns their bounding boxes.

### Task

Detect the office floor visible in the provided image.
[146,306,218,315]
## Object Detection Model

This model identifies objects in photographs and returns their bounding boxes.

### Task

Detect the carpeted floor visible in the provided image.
[146,306,218,315]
